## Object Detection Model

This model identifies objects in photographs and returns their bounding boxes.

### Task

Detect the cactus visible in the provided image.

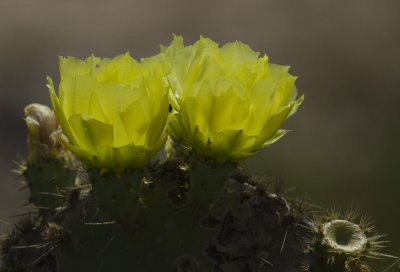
[0,36,394,272]
[302,210,389,272]
[3,138,391,272]
[3,149,314,271]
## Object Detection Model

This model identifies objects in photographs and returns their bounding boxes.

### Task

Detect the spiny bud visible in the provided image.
[24,103,62,163]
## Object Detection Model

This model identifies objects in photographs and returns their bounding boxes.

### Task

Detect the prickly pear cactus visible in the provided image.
[0,36,393,272]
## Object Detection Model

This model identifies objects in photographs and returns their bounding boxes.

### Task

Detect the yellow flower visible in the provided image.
[48,53,169,173]
[166,36,303,163]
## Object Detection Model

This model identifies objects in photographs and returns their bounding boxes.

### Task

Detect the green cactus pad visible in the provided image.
[89,170,144,222]
[24,159,76,209]
[188,155,237,208]
[2,158,316,272]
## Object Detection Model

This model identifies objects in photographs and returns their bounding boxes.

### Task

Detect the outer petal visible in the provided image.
[67,114,114,169]
[219,41,259,72]
[112,144,153,173]
[288,89,303,116]
[167,110,183,141]
[211,129,246,163]
[160,34,185,72]
[120,96,153,146]
[47,76,77,145]
[62,140,96,167]
[245,78,277,134]
[95,53,141,85]
[145,97,169,146]
[59,56,99,80]
[254,96,303,148]
[269,73,297,112]
[58,75,97,119]
[207,79,250,133]
[261,129,289,148]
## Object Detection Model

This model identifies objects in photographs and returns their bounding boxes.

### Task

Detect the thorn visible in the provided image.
[368,252,399,259]
[0,219,10,226]
[380,258,400,272]
[259,255,274,267]
[99,236,115,255]
[84,221,117,225]
[28,246,55,267]
[280,229,288,252]
[37,192,65,198]
[22,205,53,211]
[11,242,53,249]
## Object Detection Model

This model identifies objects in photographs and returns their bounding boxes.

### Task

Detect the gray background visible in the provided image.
[0,0,399,270]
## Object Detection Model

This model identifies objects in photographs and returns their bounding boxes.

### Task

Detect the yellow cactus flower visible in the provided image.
[166,36,303,163]
[48,53,169,173]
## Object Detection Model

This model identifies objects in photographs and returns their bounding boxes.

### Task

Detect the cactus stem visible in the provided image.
[188,155,237,208]
[89,169,144,222]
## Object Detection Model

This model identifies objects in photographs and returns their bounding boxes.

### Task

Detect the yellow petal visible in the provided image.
[67,114,114,166]
[59,56,99,80]
[254,96,303,148]
[47,76,77,145]
[112,144,152,173]
[95,53,141,85]
[219,41,259,72]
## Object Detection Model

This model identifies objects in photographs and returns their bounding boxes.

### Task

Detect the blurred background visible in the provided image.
[0,0,399,269]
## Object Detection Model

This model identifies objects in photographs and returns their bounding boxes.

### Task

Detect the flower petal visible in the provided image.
[47,76,77,145]
[67,114,114,168]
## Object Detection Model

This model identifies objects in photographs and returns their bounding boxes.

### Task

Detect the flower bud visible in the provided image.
[24,103,62,162]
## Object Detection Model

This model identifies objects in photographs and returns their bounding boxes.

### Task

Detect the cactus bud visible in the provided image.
[23,103,77,209]
[24,103,62,163]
